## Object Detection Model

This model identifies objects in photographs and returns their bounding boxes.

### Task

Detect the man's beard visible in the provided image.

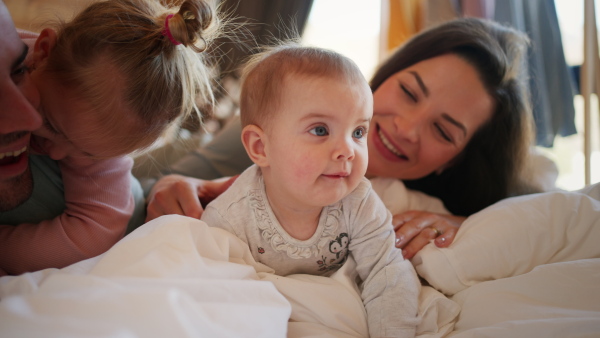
[0,166,34,211]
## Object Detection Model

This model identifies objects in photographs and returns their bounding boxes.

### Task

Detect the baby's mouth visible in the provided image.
[377,126,407,160]
[0,146,27,165]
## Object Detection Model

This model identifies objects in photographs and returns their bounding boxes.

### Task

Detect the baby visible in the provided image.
[0,0,220,275]
[201,44,420,337]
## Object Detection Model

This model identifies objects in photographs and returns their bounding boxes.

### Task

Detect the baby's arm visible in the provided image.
[348,185,420,338]
[0,156,134,275]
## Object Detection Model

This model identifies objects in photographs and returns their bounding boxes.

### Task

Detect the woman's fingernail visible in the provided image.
[402,250,407,257]
[436,237,447,246]
[395,235,404,246]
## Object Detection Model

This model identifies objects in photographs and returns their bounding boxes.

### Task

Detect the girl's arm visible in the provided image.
[0,156,134,275]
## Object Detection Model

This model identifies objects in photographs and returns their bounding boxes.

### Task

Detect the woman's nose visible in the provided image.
[394,110,423,143]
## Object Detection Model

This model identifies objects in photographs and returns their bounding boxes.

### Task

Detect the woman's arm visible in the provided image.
[143,116,247,221]
[165,116,252,180]
[0,156,134,275]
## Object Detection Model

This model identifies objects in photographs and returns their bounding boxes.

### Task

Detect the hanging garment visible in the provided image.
[495,0,577,147]
[461,0,495,19]
[385,0,425,55]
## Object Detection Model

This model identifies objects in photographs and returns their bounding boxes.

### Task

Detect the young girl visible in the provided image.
[201,44,420,337]
[0,0,221,275]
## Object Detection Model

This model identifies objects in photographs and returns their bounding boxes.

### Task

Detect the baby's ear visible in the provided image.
[241,124,269,167]
[32,28,57,66]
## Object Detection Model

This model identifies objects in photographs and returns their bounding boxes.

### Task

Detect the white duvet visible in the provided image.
[1,184,599,337]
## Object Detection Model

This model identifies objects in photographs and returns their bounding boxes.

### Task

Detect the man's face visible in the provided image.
[0,3,42,211]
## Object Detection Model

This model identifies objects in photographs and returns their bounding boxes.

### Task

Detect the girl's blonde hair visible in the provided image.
[44,0,221,155]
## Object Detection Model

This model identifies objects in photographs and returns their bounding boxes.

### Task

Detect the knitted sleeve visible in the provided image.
[0,156,134,275]
[348,182,421,337]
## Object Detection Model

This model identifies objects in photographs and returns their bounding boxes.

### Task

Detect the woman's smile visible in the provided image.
[373,123,408,162]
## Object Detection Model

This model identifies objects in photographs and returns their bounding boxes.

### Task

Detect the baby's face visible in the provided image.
[262,74,373,209]
[29,69,135,161]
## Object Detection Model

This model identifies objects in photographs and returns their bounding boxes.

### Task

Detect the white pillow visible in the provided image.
[413,186,600,296]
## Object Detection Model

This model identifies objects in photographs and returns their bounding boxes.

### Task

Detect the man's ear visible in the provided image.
[241,124,269,167]
[32,28,57,67]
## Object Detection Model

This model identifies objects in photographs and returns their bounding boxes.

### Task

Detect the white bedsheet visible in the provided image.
[450,258,600,337]
[0,216,291,337]
[1,185,599,337]
[0,215,455,337]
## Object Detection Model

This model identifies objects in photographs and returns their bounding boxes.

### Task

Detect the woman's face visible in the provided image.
[366,53,494,179]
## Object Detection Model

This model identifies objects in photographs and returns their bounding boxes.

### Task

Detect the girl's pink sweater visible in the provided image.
[0,156,134,275]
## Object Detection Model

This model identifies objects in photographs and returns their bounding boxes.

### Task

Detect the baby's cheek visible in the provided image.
[290,165,316,182]
[354,150,369,175]
[293,153,322,176]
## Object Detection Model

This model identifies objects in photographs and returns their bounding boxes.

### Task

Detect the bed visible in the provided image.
[0,183,599,337]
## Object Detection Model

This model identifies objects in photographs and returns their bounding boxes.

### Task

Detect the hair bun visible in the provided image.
[163,0,216,53]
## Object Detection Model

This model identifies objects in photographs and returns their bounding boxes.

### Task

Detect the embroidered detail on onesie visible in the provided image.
[317,232,350,271]
[250,184,342,260]
[257,247,265,254]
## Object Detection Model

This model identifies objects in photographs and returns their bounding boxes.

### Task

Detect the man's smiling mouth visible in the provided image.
[0,146,27,164]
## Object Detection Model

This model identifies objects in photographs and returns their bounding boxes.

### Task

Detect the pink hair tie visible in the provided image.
[162,14,181,46]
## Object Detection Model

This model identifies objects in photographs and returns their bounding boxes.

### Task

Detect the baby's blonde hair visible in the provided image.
[44,0,221,156]
[240,43,367,130]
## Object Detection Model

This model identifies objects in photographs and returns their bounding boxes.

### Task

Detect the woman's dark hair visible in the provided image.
[371,18,537,216]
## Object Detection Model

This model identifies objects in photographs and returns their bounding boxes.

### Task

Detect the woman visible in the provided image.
[145,17,539,259]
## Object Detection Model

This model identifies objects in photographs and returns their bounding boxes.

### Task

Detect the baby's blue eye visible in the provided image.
[309,126,329,136]
[353,128,364,139]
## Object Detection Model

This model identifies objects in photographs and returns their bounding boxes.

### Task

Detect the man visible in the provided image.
[0,2,149,276]
[0,1,42,211]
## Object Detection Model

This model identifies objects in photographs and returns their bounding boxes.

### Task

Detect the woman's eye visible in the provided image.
[434,124,453,143]
[309,125,329,136]
[400,84,416,102]
[353,127,365,139]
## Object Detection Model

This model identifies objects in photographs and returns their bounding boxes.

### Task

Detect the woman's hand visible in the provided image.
[393,210,465,259]
[145,174,237,222]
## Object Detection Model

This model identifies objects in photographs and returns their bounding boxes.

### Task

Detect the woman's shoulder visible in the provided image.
[369,176,449,215]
